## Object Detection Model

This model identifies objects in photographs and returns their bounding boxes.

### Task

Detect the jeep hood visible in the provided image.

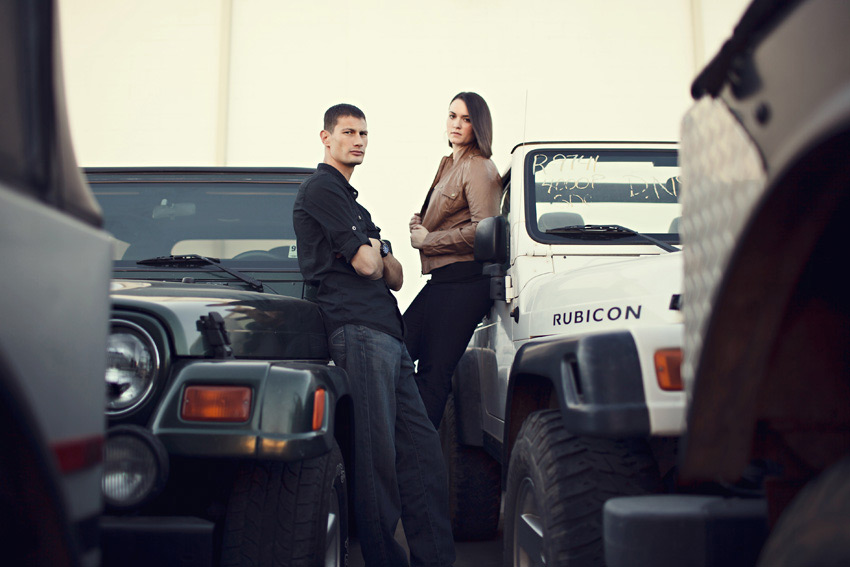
[523,253,683,339]
[110,280,328,359]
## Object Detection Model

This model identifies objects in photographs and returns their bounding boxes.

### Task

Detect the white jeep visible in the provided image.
[443,142,686,564]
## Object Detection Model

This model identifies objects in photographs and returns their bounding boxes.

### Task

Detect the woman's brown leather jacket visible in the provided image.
[417,145,502,274]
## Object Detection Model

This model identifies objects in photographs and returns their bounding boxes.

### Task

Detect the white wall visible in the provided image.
[59,0,750,309]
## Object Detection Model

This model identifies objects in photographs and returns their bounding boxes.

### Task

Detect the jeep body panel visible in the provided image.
[152,360,347,461]
[681,0,850,482]
[1,183,111,567]
[520,252,682,339]
[2,1,111,564]
[604,1,850,565]
[479,323,684,462]
[471,142,686,447]
[111,280,327,359]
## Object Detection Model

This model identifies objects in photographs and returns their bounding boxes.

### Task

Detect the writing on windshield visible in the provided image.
[532,153,679,204]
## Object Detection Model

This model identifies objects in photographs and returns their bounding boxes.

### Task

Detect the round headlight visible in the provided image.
[106,320,159,415]
[102,426,168,509]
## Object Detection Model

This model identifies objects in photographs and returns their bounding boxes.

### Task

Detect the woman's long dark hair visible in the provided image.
[449,92,493,159]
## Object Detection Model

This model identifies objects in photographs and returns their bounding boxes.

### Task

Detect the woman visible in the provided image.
[405,92,502,429]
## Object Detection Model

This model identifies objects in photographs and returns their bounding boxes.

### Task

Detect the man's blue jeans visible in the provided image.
[329,324,455,567]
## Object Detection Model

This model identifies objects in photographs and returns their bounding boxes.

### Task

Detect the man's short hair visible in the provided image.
[324,103,366,133]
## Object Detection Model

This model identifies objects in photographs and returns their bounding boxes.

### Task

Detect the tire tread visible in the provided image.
[221,443,347,567]
[504,410,660,566]
[441,394,501,541]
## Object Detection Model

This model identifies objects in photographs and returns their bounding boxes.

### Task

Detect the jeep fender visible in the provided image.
[151,360,349,462]
[504,332,650,466]
[451,347,497,447]
[681,0,850,483]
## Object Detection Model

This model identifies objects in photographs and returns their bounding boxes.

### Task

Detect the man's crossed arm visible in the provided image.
[351,238,403,291]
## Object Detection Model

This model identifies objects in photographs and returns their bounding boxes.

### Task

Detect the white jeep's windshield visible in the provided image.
[527,149,680,243]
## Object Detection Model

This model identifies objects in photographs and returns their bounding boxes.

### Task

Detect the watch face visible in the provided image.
[381,241,390,256]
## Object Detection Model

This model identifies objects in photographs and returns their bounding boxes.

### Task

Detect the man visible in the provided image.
[293,103,455,567]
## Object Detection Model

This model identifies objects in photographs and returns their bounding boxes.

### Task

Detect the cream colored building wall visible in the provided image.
[59,0,750,309]
[60,0,226,165]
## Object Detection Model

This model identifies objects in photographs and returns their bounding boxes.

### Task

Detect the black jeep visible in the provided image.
[93,168,352,567]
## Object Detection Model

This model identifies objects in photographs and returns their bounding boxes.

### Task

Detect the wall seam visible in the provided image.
[690,0,705,78]
[215,0,233,166]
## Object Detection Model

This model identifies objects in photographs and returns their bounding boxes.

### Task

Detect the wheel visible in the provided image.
[440,393,501,540]
[504,410,660,567]
[221,442,348,567]
[757,455,850,566]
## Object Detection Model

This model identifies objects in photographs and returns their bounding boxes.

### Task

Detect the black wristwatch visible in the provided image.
[379,240,391,257]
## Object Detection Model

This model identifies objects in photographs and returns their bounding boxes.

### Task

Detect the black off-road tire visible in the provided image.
[221,442,348,567]
[504,410,660,567]
[440,393,501,541]
[757,455,850,566]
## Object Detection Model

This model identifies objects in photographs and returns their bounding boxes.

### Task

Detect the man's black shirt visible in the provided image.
[293,163,404,339]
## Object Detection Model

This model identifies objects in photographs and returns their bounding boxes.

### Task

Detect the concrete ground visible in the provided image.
[349,517,504,567]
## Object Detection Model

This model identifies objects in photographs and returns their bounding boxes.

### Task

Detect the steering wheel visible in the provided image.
[232,250,281,261]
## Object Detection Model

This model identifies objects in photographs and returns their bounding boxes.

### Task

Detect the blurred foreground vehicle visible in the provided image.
[604,0,850,565]
[0,1,112,566]
[91,168,351,567]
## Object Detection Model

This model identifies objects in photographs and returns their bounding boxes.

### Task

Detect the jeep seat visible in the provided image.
[538,212,585,231]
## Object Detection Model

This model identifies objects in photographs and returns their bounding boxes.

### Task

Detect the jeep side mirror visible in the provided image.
[474,216,508,301]
[474,216,508,264]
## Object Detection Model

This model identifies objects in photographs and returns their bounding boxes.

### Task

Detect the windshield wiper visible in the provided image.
[136,254,265,292]
[544,224,680,253]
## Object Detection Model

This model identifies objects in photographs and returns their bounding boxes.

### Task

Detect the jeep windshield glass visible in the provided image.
[527,149,680,245]
[91,178,300,269]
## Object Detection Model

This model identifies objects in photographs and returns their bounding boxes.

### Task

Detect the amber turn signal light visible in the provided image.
[181,385,252,422]
[655,349,683,391]
[312,388,326,431]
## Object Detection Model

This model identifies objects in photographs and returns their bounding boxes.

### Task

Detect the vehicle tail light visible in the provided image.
[312,388,326,431]
[181,385,252,422]
[654,349,683,391]
[52,435,104,474]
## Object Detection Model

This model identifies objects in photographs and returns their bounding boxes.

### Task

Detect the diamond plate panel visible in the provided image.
[679,97,767,402]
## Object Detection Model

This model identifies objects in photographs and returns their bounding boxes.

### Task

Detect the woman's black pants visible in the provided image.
[403,276,493,429]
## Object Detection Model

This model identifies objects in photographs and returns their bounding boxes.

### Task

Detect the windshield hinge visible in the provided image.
[197,311,234,359]
[505,276,517,302]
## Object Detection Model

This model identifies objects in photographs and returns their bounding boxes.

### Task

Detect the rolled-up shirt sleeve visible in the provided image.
[301,182,370,262]
[420,157,501,256]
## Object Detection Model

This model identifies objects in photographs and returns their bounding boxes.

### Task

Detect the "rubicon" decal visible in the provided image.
[553,305,642,326]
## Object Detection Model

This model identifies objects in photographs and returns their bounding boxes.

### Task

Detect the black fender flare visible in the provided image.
[504,332,650,467]
[451,347,497,447]
[151,360,350,462]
